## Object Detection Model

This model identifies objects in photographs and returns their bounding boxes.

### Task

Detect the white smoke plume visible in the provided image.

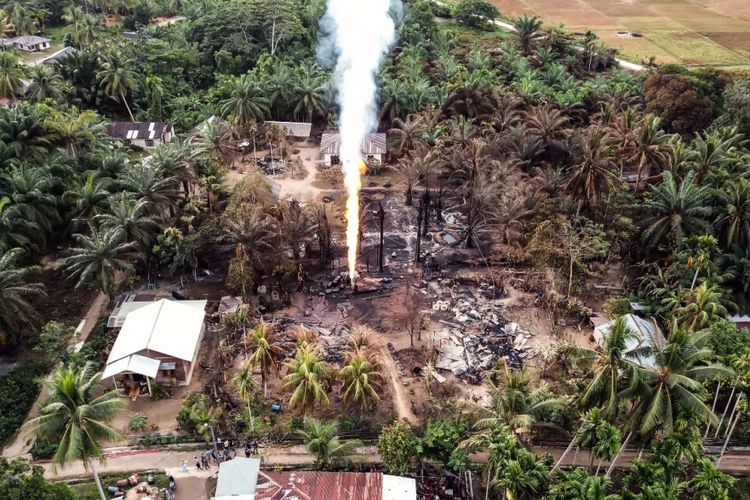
[319,0,400,280]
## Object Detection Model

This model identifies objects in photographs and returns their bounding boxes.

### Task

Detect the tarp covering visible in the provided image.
[102,354,160,379]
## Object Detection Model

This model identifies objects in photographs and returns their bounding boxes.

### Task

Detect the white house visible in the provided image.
[6,36,51,52]
[320,132,387,166]
[102,299,207,389]
[107,122,174,148]
[593,314,665,369]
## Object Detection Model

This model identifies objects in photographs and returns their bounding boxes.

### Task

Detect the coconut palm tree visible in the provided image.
[640,171,711,249]
[0,248,44,341]
[1,163,59,236]
[118,163,181,219]
[62,174,111,229]
[95,195,158,252]
[675,283,733,331]
[190,119,235,167]
[627,326,732,438]
[218,209,277,269]
[57,49,101,107]
[714,178,750,248]
[0,196,44,252]
[149,140,196,195]
[233,362,260,432]
[292,70,327,122]
[6,1,36,35]
[524,105,572,163]
[390,151,425,205]
[340,349,382,412]
[626,114,672,191]
[264,64,294,119]
[566,316,641,420]
[97,50,139,121]
[46,107,106,164]
[246,320,284,397]
[0,51,27,101]
[297,417,362,468]
[283,341,329,414]
[24,363,125,500]
[221,74,271,131]
[389,114,426,155]
[26,65,67,103]
[65,225,136,298]
[470,363,566,439]
[62,5,87,47]
[513,15,544,55]
[566,127,617,210]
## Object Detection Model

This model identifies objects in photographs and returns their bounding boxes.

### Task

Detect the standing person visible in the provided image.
[245,445,251,458]
[224,439,230,451]
[252,439,259,455]
[194,457,202,470]
[223,448,230,462]
[211,449,219,465]
[201,452,209,469]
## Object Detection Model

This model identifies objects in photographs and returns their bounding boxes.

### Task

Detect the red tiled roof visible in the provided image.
[255,471,383,500]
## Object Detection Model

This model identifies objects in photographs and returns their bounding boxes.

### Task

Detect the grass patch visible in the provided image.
[41,24,70,45]
[647,31,750,66]
[68,471,169,500]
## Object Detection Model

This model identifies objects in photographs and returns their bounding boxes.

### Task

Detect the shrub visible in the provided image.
[0,363,46,446]
[454,0,499,30]
[129,413,148,432]
[378,421,419,475]
[30,440,58,460]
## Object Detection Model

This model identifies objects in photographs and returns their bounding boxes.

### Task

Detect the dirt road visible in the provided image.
[378,345,420,425]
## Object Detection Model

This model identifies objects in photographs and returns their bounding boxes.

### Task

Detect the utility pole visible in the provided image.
[376,201,385,272]
[422,190,430,237]
[416,201,423,263]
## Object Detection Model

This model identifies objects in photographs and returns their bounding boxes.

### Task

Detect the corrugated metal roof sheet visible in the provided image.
[265,121,312,138]
[255,471,383,500]
[320,132,387,155]
[107,122,173,140]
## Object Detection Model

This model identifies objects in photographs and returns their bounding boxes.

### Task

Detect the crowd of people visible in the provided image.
[193,439,260,470]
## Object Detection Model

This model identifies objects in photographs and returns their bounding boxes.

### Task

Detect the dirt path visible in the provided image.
[378,345,420,425]
[275,146,328,202]
[2,290,110,458]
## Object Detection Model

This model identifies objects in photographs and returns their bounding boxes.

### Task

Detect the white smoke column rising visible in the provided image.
[322,0,398,282]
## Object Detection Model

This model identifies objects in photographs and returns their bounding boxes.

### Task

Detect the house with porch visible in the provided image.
[102,298,207,394]
[5,35,51,52]
[320,132,387,166]
[107,121,174,148]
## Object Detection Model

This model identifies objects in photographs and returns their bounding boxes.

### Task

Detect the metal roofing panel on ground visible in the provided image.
[102,354,160,379]
[214,457,261,498]
[593,313,665,369]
